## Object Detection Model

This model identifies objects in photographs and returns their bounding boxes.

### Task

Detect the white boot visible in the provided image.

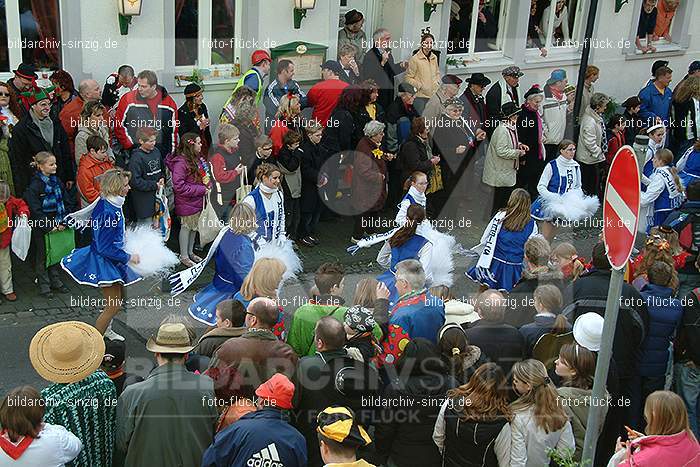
[104,320,125,341]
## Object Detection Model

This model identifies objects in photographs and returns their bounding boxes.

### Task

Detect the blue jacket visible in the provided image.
[638,283,683,377]
[638,80,672,127]
[201,408,307,467]
[390,290,445,344]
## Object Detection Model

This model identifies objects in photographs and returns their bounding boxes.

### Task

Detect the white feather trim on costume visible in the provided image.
[255,239,302,281]
[124,226,179,278]
[541,189,600,222]
[422,226,456,287]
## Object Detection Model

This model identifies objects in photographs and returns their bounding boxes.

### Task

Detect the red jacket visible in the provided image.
[607,131,626,164]
[1,197,29,249]
[307,79,349,127]
[114,87,178,156]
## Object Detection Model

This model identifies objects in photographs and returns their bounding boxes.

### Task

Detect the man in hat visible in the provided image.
[460,73,490,143]
[423,74,462,134]
[101,338,143,397]
[114,69,178,157]
[115,322,218,467]
[362,28,408,112]
[202,373,307,467]
[263,59,307,131]
[31,321,117,467]
[208,297,298,402]
[9,86,73,197]
[542,69,569,161]
[8,63,36,113]
[59,78,106,156]
[230,49,272,106]
[639,65,673,129]
[338,9,368,65]
[562,241,649,427]
[317,406,374,467]
[307,60,350,127]
[486,66,523,137]
[293,317,380,467]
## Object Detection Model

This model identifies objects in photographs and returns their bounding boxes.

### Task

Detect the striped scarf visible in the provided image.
[38,173,66,224]
[41,370,117,467]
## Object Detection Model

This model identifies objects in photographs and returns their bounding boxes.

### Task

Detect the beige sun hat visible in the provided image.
[29,321,106,384]
[146,323,195,354]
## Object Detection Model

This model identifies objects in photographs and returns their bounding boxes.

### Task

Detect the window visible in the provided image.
[447,0,510,57]
[175,0,241,72]
[527,0,586,54]
[632,0,688,54]
[0,0,61,73]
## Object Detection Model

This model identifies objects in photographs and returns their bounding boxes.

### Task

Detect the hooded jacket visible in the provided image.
[613,431,700,466]
[164,152,207,217]
[638,283,683,377]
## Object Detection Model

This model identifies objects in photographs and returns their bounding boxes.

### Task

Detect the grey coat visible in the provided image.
[482,122,521,187]
[115,363,218,467]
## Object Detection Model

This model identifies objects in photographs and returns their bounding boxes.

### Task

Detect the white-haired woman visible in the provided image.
[351,120,395,241]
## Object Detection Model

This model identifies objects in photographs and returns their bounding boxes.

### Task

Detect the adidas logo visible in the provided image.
[247,443,284,467]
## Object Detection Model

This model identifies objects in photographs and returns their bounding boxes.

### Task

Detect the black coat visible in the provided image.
[352,103,385,150]
[128,147,163,219]
[506,268,566,328]
[442,405,509,467]
[462,320,525,376]
[485,81,520,137]
[562,269,650,380]
[10,113,73,198]
[299,138,326,213]
[676,289,700,366]
[24,173,76,234]
[232,117,260,167]
[432,115,475,185]
[361,47,404,111]
[293,349,380,467]
[399,135,434,182]
[322,107,355,156]
[517,104,545,196]
[374,373,456,467]
[177,102,213,150]
[672,97,699,145]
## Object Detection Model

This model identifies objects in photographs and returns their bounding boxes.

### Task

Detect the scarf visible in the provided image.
[550,86,565,101]
[169,226,228,296]
[475,210,506,269]
[259,183,278,195]
[0,430,34,460]
[39,173,65,224]
[31,111,53,145]
[406,186,426,207]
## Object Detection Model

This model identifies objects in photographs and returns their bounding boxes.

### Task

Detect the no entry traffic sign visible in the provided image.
[603,145,641,270]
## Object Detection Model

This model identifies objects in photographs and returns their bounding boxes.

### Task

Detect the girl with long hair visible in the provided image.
[641,148,685,234]
[232,257,287,339]
[609,391,700,465]
[166,132,211,266]
[269,93,302,156]
[437,323,486,385]
[376,204,433,306]
[551,242,589,282]
[555,343,607,461]
[467,188,538,292]
[531,139,599,241]
[672,75,700,156]
[510,359,575,466]
[434,362,513,466]
[242,162,302,281]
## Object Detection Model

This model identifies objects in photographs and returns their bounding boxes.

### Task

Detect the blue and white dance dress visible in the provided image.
[376,230,433,306]
[677,146,700,188]
[188,230,254,325]
[640,165,685,233]
[641,138,664,191]
[531,156,599,222]
[466,211,538,292]
[61,197,141,287]
[243,186,301,280]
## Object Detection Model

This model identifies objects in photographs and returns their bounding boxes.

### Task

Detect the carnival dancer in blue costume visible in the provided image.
[167,203,257,326]
[677,140,700,188]
[466,188,539,292]
[642,124,667,191]
[530,139,599,240]
[62,169,178,341]
[376,204,433,306]
[641,148,685,233]
[242,162,301,280]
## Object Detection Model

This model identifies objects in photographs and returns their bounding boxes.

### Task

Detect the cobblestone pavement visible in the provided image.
[0,200,604,394]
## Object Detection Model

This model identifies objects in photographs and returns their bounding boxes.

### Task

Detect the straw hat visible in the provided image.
[146,323,195,354]
[29,321,106,384]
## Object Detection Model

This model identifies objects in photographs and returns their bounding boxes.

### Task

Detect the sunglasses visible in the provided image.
[0,92,9,97]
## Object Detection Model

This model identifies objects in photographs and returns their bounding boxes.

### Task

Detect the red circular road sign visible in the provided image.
[603,146,641,270]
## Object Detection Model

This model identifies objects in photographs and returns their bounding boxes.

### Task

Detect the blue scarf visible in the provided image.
[38,173,66,224]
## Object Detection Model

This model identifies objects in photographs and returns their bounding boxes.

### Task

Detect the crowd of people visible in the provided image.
[0,5,699,467]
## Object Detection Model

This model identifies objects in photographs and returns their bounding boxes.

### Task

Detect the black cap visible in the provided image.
[652,60,669,76]
[501,102,521,119]
[524,84,544,99]
[398,82,417,95]
[184,83,202,97]
[344,9,364,25]
[689,60,700,73]
[102,338,125,371]
[622,96,642,108]
[321,60,344,76]
[466,73,491,86]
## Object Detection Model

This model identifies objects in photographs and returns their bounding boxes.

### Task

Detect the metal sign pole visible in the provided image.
[580,267,624,463]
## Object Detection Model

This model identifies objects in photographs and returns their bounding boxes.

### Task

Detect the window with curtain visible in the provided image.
[19,0,61,69]
[448,0,509,56]
[175,0,239,70]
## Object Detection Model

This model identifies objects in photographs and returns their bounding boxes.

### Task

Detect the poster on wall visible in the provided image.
[271,42,328,83]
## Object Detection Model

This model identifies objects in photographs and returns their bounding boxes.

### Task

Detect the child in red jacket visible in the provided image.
[0,180,29,301]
